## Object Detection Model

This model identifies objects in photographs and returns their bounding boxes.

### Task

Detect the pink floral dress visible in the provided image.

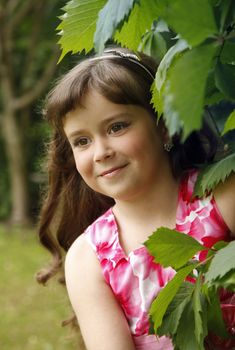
[85,170,230,349]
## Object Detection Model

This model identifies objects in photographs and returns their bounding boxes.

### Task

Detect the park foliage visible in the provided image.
[57,0,235,348]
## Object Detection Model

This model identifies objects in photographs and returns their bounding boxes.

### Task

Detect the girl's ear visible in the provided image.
[156,119,170,143]
[157,119,174,152]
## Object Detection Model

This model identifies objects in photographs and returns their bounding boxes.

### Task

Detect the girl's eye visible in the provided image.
[73,137,90,148]
[109,122,130,134]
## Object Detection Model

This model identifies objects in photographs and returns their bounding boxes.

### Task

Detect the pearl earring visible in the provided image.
[163,142,173,152]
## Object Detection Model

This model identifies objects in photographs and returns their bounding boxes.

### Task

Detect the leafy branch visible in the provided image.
[145,228,235,349]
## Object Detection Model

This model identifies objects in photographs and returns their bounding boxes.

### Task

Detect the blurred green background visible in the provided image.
[0,1,85,348]
[0,225,84,350]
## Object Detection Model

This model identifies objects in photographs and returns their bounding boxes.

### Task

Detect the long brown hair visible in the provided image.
[37,48,217,284]
[37,49,158,284]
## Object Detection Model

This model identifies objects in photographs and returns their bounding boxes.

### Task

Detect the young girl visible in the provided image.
[38,48,235,350]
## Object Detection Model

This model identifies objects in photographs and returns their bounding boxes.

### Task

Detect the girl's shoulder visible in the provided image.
[65,232,105,293]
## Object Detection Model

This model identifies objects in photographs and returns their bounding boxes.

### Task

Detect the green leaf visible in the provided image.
[144,227,204,269]
[222,109,235,135]
[193,153,235,197]
[149,264,196,333]
[174,299,205,350]
[215,61,235,100]
[150,32,167,61]
[94,0,135,53]
[160,0,217,47]
[193,277,206,345]
[207,287,229,338]
[221,40,235,65]
[163,44,217,139]
[155,39,189,92]
[57,0,106,60]
[204,69,225,105]
[138,30,167,62]
[157,282,194,336]
[218,0,234,33]
[205,240,235,283]
[205,91,225,106]
[150,81,163,117]
[211,270,235,291]
[114,0,160,51]
[152,39,188,119]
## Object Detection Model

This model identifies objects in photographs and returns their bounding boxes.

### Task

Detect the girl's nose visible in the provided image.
[93,137,115,162]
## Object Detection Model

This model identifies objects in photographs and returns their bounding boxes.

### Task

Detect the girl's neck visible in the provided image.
[113,170,180,231]
[112,170,180,256]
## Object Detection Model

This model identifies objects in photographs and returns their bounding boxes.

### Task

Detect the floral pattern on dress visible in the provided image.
[85,170,231,342]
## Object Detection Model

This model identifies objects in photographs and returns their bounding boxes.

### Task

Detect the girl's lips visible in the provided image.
[100,164,128,177]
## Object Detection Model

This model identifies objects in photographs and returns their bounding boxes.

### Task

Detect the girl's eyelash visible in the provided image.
[109,121,130,133]
[71,121,130,147]
[72,137,90,147]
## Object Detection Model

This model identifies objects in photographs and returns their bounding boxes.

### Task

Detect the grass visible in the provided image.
[0,224,85,350]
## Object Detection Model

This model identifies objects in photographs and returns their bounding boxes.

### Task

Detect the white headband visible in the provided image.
[89,50,155,81]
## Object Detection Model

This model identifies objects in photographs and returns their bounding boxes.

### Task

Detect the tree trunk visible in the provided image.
[1,110,30,224]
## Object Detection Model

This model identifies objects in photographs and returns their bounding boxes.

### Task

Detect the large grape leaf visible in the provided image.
[163,44,217,139]
[114,0,160,51]
[222,110,235,135]
[161,0,217,47]
[157,282,194,336]
[205,241,235,283]
[193,153,235,197]
[144,227,204,269]
[94,0,135,53]
[57,0,106,60]
[149,264,196,333]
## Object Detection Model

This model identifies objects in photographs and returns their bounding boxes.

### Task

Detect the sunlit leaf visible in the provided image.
[94,0,135,53]
[57,0,106,60]
[160,0,217,47]
[151,82,163,117]
[222,110,235,135]
[145,227,204,269]
[193,153,235,197]
[114,0,160,50]
[205,241,235,283]
[163,44,217,139]
[149,264,196,333]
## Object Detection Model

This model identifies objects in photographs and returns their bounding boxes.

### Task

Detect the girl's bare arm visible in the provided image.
[65,234,136,350]
[214,172,235,237]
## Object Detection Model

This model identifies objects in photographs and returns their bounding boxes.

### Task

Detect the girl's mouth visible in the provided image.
[100,164,128,177]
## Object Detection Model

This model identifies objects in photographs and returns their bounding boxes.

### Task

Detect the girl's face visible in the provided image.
[63,89,169,202]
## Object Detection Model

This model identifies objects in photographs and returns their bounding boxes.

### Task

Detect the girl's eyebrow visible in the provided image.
[67,113,132,139]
